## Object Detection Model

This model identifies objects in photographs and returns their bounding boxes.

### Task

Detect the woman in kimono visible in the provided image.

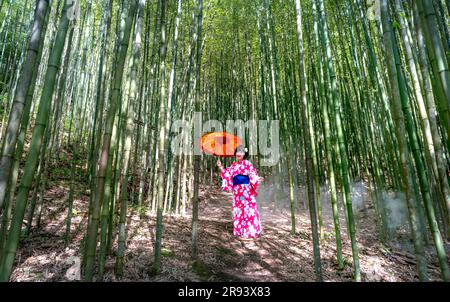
[217,145,264,239]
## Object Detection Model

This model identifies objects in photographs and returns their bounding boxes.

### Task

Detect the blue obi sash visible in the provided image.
[233,174,250,186]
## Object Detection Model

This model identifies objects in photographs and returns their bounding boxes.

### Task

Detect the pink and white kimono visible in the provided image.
[220,159,263,238]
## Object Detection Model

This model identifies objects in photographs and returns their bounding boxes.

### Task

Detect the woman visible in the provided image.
[217,145,264,239]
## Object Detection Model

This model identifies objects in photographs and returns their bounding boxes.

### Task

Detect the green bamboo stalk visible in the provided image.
[295,0,322,281]
[415,0,450,152]
[0,0,51,261]
[317,0,360,281]
[83,0,137,281]
[191,0,203,263]
[114,0,145,278]
[153,0,169,274]
[380,0,433,281]
[0,0,71,281]
[395,0,450,236]
[313,0,343,271]
[0,0,49,213]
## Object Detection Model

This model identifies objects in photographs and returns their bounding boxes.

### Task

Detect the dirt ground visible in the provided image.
[10,180,448,282]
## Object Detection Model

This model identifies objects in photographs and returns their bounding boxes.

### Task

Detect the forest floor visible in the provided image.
[9,171,449,282]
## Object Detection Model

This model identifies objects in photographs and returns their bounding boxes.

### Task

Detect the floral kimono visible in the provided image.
[220,159,263,238]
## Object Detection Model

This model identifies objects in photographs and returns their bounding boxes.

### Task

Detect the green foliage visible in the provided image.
[392,20,400,30]
[161,247,174,258]
[191,259,212,279]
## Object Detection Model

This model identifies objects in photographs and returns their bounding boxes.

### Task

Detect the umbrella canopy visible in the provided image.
[201,132,243,157]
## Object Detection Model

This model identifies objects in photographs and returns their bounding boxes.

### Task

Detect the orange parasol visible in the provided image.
[201,132,243,157]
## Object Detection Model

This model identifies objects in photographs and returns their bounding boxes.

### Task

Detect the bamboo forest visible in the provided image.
[0,0,449,283]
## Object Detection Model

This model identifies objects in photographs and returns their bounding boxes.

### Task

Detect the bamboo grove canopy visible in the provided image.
[0,0,449,282]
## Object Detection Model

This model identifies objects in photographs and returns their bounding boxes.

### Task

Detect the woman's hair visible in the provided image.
[234,145,249,159]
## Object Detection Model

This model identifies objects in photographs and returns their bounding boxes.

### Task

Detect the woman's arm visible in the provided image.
[217,159,233,191]
[217,159,225,173]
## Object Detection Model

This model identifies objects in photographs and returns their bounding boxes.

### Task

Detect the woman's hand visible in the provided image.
[217,159,224,171]
[257,176,264,183]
